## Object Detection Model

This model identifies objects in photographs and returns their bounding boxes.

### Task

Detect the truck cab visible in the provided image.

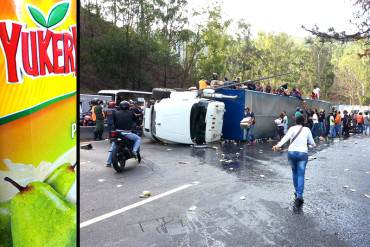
[144,91,225,144]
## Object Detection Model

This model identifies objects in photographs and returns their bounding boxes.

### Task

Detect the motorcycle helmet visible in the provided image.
[119,101,130,110]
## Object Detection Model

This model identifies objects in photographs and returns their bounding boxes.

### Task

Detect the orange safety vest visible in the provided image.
[91,106,96,121]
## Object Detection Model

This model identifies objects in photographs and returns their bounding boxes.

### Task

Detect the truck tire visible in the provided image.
[152,88,175,100]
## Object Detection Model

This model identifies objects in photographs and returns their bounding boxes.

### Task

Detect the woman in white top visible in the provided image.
[272,115,316,207]
[311,109,320,138]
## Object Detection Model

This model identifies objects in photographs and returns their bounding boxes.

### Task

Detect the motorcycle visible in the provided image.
[109,130,141,172]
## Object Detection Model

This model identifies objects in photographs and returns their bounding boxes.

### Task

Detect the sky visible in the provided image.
[186,0,357,38]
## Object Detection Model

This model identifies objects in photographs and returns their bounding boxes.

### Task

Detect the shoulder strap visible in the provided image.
[290,126,303,144]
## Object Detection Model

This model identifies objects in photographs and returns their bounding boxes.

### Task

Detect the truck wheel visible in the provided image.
[152,88,175,100]
[112,148,125,172]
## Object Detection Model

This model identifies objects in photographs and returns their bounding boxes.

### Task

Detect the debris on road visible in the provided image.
[140,191,151,198]
[188,206,197,211]
[81,143,93,150]
[193,144,208,148]
[308,156,316,161]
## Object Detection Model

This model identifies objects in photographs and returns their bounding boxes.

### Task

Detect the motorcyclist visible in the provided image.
[106,101,141,167]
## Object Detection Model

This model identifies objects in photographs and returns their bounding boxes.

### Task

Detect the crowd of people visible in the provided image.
[198,73,321,101]
[274,106,370,140]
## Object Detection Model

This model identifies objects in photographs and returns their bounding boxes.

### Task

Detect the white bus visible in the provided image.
[98,89,152,106]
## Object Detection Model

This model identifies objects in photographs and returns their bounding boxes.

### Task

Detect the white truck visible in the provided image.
[143,90,231,145]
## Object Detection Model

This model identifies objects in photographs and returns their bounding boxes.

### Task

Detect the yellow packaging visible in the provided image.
[0,0,77,206]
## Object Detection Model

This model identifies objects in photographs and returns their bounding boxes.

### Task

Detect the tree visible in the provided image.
[196,6,231,80]
[302,0,370,57]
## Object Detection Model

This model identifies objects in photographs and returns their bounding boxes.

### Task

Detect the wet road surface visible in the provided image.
[80,135,370,247]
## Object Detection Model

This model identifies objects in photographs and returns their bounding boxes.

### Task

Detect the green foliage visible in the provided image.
[80,2,369,104]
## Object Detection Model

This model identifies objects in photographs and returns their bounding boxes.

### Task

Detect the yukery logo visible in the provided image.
[0,1,76,83]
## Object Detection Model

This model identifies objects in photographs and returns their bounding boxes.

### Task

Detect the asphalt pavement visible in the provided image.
[80,135,370,247]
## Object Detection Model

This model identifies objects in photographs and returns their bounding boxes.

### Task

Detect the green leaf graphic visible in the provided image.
[28,5,47,28]
[47,2,70,28]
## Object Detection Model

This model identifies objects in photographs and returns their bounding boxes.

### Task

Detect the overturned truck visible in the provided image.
[216,88,332,140]
[143,90,228,145]
[144,82,332,144]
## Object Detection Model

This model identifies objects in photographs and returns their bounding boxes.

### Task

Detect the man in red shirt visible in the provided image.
[356,112,364,134]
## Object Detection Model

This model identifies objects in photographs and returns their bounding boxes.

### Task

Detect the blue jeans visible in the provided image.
[318,122,324,136]
[107,132,141,165]
[329,125,336,137]
[364,124,370,135]
[243,125,254,142]
[288,151,308,199]
[357,124,363,134]
[311,123,320,138]
[335,124,341,136]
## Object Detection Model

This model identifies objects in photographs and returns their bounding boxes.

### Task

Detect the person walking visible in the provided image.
[356,112,364,134]
[334,111,342,137]
[274,113,285,140]
[283,111,289,134]
[318,109,325,137]
[364,112,370,135]
[342,110,350,137]
[91,99,105,140]
[272,116,316,207]
[243,107,255,144]
[329,112,336,138]
[311,109,320,138]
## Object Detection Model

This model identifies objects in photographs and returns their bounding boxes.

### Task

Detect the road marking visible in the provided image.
[80,183,195,228]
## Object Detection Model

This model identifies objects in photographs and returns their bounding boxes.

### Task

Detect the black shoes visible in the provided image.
[294,198,304,207]
[133,152,142,163]
[137,152,141,163]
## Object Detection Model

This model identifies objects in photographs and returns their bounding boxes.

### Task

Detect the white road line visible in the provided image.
[80,183,194,228]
